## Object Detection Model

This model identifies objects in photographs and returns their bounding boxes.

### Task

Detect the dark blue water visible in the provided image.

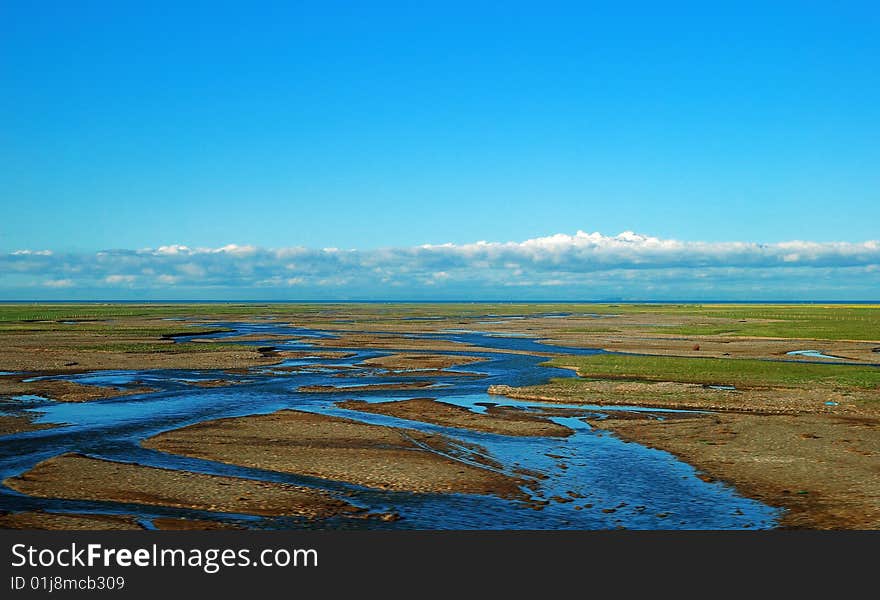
[0,321,779,530]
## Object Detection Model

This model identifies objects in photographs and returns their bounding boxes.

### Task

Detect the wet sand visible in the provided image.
[0,511,244,530]
[150,518,243,530]
[0,511,143,530]
[186,379,248,388]
[143,410,525,496]
[588,413,880,529]
[545,332,880,364]
[315,333,478,352]
[0,345,281,372]
[489,381,875,415]
[359,353,488,371]
[338,398,573,437]
[275,350,357,359]
[4,453,358,518]
[0,317,283,372]
[3,304,877,530]
[314,333,555,357]
[0,414,59,435]
[493,372,879,529]
[1,376,155,403]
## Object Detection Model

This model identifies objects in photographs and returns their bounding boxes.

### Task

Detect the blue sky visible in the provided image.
[1,1,878,299]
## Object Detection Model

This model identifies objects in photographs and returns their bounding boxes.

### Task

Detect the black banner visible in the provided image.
[1,530,875,597]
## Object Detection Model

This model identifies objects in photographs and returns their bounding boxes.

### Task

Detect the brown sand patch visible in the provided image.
[189,333,296,343]
[338,398,573,437]
[359,353,488,371]
[185,379,245,388]
[589,413,880,529]
[0,413,59,435]
[0,325,283,372]
[315,333,473,352]
[268,365,356,373]
[0,346,281,372]
[0,511,143,530]
[151,518,243,530]
[489,382,873,416]
[542,331,880,363]
[313,333,552,357]
[275,350,356,359]
[4,454,357,518]
[0,377,154,403]
[144,410,524,496]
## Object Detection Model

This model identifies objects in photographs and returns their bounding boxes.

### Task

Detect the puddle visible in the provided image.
[786,350,845,360]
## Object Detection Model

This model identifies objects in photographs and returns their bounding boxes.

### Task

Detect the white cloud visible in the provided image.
[3,232,879,298]
[43,279,73,288]
[154,245,190,255]
[105,274,136,284]
[210,244,257,256]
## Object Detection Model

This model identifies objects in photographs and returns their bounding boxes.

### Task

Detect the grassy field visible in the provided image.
[79,342,259,353]
[0,302,602,322]
[548,353,880,389]
[2,302,878,345]
[656,307,880,340]
[0,303,319,323]
[576,304,880,341]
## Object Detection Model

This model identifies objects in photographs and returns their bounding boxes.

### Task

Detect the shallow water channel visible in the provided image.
[0,322,779,530]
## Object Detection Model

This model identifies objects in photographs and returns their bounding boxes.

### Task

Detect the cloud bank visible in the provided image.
[3,231,879,300]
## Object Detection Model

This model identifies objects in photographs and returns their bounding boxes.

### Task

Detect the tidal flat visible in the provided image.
[1,302,877,530]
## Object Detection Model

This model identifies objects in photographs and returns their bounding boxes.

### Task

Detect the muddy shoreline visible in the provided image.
[0,375,156,403]
[586,412,880,529]
[2,304,877,530]
[143,409,527,497]
[4,453,360,519]
[338,398,574,437]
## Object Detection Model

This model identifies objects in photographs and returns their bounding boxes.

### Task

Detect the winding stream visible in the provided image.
[0,321,779,530]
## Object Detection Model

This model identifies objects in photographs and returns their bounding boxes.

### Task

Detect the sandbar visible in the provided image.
[4,453,358,518]
[143,410,524,497]
[338,398,573,437]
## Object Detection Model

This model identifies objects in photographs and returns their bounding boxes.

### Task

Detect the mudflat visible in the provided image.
[0,376,154,403]
[588,413,880,529]
[0,315,282,373]
[0,413,59,435]
[489,381,874,415]
[3,303,879,529]
[492,348,879,529]
[0,344,281,372]
[0,511,248,530]
[149,518,243,530]
[4,453,358,518]
[274,350,356,359]
[313,332,554,357]
[338,398,573,437]
[358,353,488,371]
[143,410,525,496]
[0,511,143,530]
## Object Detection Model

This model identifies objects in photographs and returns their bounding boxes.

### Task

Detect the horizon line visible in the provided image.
[1,299,879,305]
